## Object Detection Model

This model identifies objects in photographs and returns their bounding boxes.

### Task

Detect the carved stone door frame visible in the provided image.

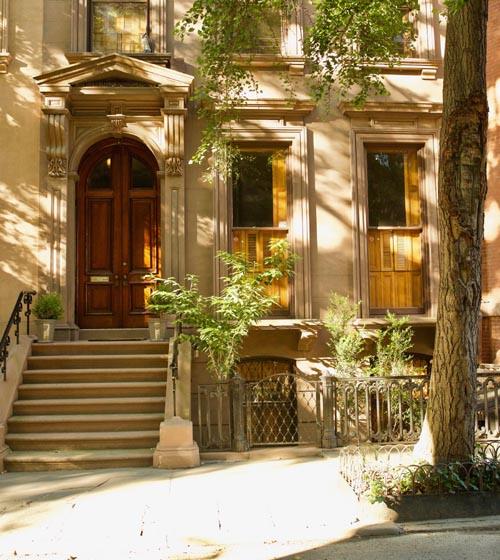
[34,55,194,335]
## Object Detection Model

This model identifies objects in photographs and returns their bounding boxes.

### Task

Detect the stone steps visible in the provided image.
[12,397,166,415]
[6,431,160,451]
[22,367,167,384]
[4,449,155,472]
[4,338,168,471]
[7,413,164,433]
[17,381,167,400]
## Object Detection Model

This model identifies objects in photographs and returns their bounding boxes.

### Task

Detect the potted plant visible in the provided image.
[146,279,178,341]
[32,292,64,343]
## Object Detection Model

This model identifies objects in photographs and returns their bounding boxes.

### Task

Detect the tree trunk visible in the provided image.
[415,0,488,464]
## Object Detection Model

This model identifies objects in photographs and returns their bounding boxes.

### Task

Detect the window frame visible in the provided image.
[213,123,312,320]
[230,145,293,317]
[365,143,425,315]
[70,0,169,55]
[88,0,149,54]
[352,131,439,320]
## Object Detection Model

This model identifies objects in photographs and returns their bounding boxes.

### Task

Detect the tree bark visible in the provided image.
[415,0,488,464]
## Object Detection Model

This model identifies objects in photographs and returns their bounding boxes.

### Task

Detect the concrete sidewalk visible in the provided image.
[0,455,499,560]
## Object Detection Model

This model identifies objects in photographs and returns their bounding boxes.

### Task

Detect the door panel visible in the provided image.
[77,139,160,328]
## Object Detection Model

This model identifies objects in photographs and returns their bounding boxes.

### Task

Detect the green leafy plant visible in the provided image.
[32,292,64,320]
[371,312,414,376]
[175,0,417,174]
[147,239,296,378]
[324,293,364,376]
[305,0,419,106]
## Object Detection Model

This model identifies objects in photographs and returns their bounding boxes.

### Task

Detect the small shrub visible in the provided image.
[371,312,414,376]
[32,292,64,320]
[324,293,364,376]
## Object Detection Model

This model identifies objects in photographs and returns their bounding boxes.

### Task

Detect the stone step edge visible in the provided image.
[18,381,167,390]
[6,430,159,441]
[8,412,165,423]
[4,448,155,462]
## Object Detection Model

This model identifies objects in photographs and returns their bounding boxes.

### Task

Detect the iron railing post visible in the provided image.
[230,373,248,452]
[321,374,337,448]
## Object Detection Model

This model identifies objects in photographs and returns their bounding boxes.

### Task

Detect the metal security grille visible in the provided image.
[194,381,232,450]
[245,373,322,447]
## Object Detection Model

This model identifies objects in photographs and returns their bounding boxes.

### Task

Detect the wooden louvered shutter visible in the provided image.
[232,149,290,314]
[367,147,424,313]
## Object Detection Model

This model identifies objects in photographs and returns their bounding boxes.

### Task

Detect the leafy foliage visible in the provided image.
[324,293,364,376]
[176,0,297,175]
[176,0,418,172]
[371,312,414,376]
[147,239,296,378]
[306,0,419,106]
[32,292,64,320]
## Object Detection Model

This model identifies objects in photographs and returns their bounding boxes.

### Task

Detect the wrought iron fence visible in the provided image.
[330,375,429,445]
[192,370,500,451]
[476,372,500,440]
[193,381,232,450]
[330,372,500,446]
[245,373,322,447]
[339,442,500,498]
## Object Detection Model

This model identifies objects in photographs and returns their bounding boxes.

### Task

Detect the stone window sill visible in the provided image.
[233,54,305,76]
[372,58,440,80]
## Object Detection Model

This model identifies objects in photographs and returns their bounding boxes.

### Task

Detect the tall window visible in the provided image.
[393,7,417,56]
[90,1,149,53]
[231,149,290,315]
[366,146,424,313]
[241,10,283,54]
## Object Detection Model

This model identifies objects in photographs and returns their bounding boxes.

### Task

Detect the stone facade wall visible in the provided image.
[482,0,500,363]
[0,1,447,361]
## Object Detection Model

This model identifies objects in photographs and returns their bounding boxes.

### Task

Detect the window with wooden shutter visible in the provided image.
[232,149,290,314]
[367,146,424,314]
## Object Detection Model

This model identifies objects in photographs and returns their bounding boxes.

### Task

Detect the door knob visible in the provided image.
[122,262,127,267]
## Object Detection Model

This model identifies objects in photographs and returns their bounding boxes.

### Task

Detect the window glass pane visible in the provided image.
[367,151,407,227]
[233,152,274,227]
[88,158,112,189]
[393,8,416,56]
[131,157,154,188]
[92,2,146,53]
[240,10,282,54]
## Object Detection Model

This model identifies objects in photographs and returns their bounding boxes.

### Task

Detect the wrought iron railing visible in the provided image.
[192,370,500,451]
[339,442,500,498]
[0,291,36,381]
[330,375,429,445]
[331,372,500,446]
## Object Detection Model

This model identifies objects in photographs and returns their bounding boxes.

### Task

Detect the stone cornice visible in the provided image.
[339,101,443,118]
[229,98,316,119]
[34,54,194,97]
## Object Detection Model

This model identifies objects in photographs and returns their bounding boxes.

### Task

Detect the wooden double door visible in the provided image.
[76,138,160,328]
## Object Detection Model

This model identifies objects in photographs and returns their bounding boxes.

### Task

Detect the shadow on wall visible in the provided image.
[0,20,46,333]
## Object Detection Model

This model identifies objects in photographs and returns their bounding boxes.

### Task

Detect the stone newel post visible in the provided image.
[153,339,200,469]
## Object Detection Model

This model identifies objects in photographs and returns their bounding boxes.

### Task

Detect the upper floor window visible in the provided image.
[88,0,152,53]
[393,7,418,57]
[242,10,283,55]
[366,145,424,314]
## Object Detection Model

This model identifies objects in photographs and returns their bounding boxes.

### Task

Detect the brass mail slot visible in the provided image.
[90,276,110,283]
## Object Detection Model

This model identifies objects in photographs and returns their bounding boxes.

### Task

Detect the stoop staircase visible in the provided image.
[4,340,168,471]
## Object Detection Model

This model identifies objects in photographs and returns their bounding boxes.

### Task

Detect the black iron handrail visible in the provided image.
[0,291,36,381]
